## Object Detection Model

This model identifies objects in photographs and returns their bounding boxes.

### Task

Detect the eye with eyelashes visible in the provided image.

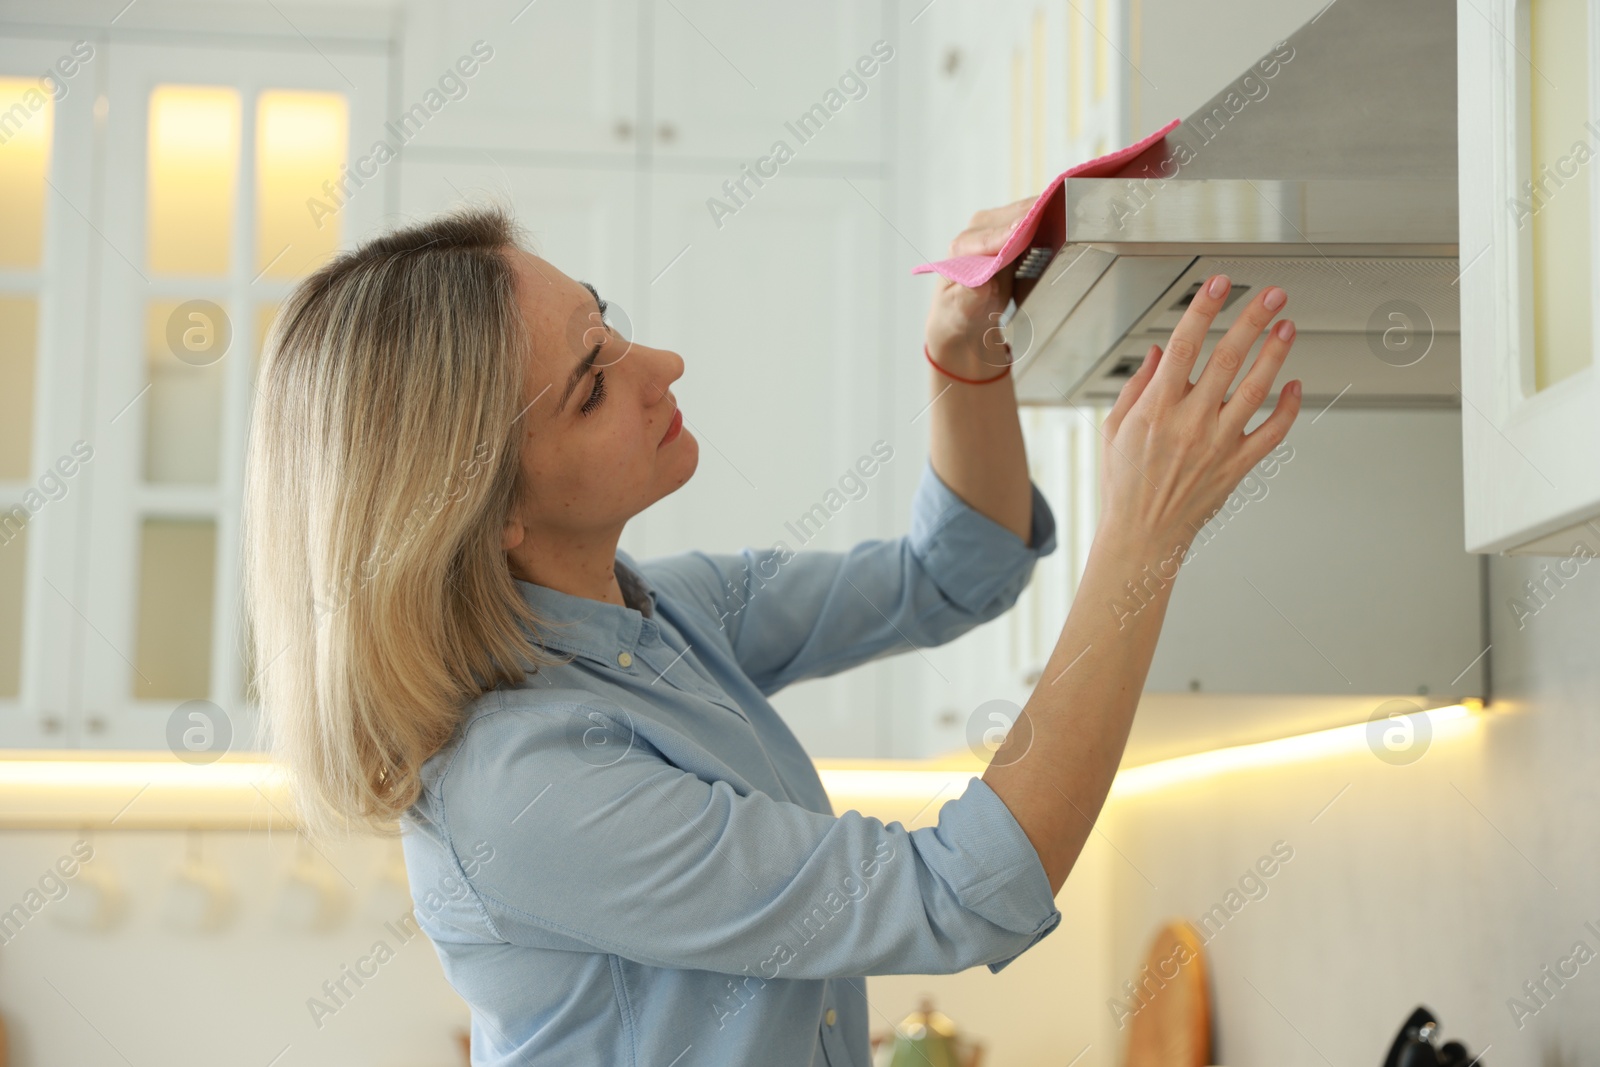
[579,368,607,416]
[576,280,612,416]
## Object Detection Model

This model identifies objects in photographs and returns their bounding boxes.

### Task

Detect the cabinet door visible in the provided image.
[76,42,390,750]
[644,172,901,756]
[901,4,1120,759]
[642,173,888,554]
[648,0,890,165]
[1459,0,1600,555]
[0,36,97,747]
[398,0,641,157]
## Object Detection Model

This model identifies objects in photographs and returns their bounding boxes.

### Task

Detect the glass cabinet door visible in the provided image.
[76,40,389,749]
[1526,0,1594,394]
[1458,0,1600,555]
[0,37,97,748]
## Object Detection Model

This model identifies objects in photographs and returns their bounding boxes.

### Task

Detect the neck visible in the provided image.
[508,528,625,606]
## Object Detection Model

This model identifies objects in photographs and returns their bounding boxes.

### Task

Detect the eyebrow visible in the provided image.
[556,282,607,412]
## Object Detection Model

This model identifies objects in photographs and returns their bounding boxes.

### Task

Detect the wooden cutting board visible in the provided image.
[1124,920,1211,1067]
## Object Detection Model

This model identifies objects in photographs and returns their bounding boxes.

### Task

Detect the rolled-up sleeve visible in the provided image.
[908,773,1063,973]
[904,456,1057,618]
[439,694,1061,979]
[645,457,1058,695]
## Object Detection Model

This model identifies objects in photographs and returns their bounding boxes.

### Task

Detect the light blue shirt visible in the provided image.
[401,457,1063,1066]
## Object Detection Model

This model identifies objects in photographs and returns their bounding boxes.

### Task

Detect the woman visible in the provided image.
[243,201,1300,1065]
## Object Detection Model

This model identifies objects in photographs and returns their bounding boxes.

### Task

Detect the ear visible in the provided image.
[501,512,526,553]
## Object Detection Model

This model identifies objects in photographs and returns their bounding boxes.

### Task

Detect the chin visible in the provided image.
[656,430,699,496]
[672,431,700,485]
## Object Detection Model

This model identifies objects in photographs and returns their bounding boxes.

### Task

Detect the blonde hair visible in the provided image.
[243,205,562,838]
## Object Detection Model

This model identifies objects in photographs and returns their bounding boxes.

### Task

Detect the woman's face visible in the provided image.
[500,248,697,564]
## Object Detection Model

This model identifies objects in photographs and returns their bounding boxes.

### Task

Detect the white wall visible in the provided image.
[1102,553,1600,1064]
[0,830,469,1065]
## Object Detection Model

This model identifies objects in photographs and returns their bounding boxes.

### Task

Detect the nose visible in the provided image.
[642,342,684,396]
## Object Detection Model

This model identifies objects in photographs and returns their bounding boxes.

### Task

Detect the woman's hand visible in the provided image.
[1096,273,1301,559]
[923,196,1035,374]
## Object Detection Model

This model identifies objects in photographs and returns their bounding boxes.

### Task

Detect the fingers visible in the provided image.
[1146,273,1232,405]
[949,223,1022,257]
[1220,317,1297,436]
[1104,345,1162,438]
[1188,285,1287,410]
[967,197,1036,231]
[1237,379,1302,468]
[948,197,1037,256]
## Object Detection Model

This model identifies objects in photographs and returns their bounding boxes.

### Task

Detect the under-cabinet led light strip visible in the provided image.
[0,702,1482,827]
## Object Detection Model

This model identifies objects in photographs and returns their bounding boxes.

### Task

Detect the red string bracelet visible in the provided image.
[924,342,1013,384]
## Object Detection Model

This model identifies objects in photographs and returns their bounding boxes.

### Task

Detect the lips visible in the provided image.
[659,406,683,446]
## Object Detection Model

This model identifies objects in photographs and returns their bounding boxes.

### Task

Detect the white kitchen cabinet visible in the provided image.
[648,0,889,165]
[0,3,917,755]
[0,34,99,748]
[1458,0,1600,555]
[399,0,642,159]
[402,0,889,166]
[640,171,898,756]
[397,0,912,752]
[0,26,393,750]
[640,172,887,557]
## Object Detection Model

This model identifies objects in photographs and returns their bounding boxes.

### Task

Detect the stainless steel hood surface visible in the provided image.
[1012,0,1460,408]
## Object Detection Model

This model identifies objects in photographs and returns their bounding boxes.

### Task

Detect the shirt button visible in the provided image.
[617,651,633,668]
[824,1009,837,1026]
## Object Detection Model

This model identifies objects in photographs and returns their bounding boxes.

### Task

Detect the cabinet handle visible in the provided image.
[40,715,61,733]
[614,119,634,142]
[87,716,107,734]
[656,121,677,144]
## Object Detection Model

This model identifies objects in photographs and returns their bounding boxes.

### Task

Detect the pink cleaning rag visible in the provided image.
[911,118,1181,289]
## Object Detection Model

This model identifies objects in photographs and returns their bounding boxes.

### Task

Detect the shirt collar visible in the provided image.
[515,549,659,666]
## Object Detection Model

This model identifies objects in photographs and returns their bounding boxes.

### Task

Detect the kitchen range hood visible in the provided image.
[1010,0,1459,407]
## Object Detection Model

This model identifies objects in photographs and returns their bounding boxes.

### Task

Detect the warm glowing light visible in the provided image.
[0,295,39,482]
[1529,0,1594,389]
[147,84,240,275]
[256,90,347,279]
[0,757,281,790]
[0,753,291,830]
[0,703,1486,828]
[1110,702,1481,798]
[817,704,1485,809]
[0,76,53,269]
